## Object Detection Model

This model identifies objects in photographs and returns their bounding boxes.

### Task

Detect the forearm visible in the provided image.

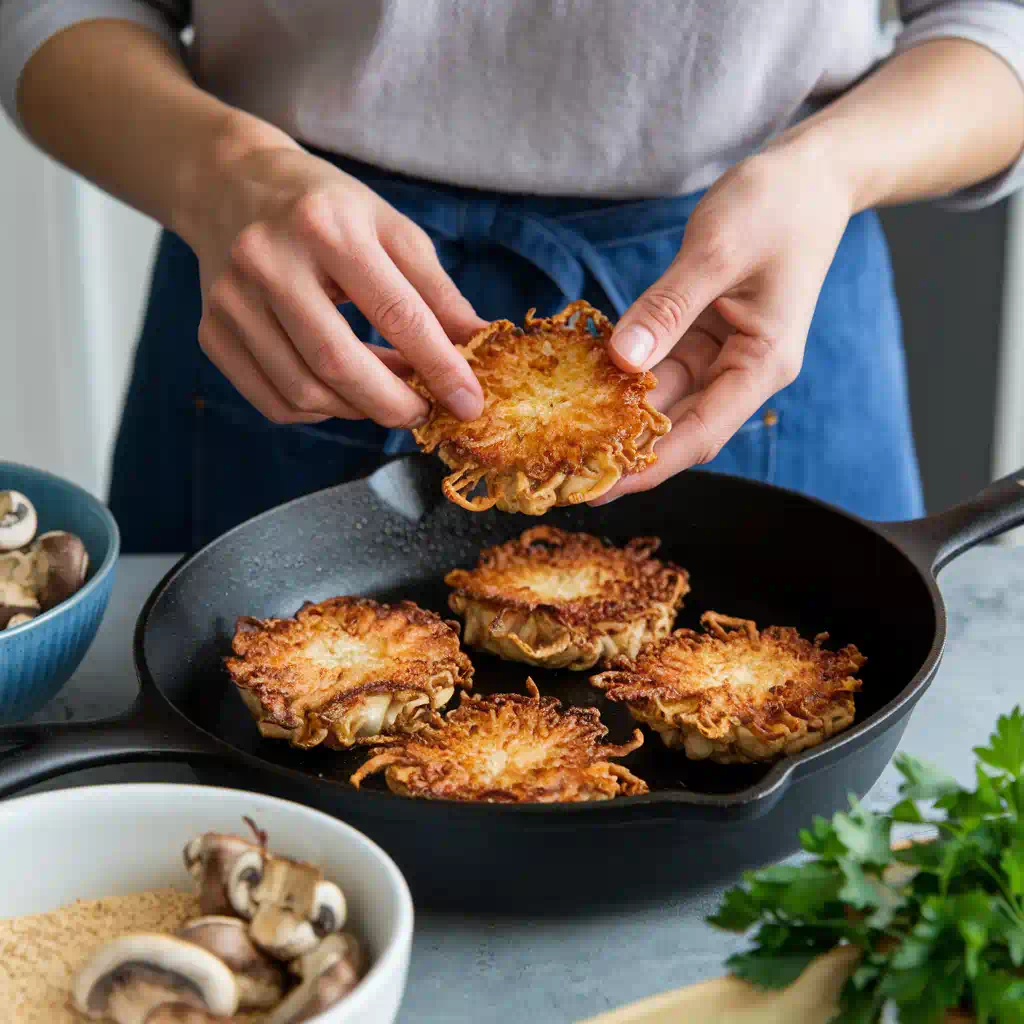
[781,37,1024,213]
[16,19,298,243]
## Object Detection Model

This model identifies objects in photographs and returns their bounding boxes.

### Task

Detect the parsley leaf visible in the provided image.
[706,706,1024,1022]
[706,885,761,933]
[833,799,892,866]
[974,707,1024,779]
[895,753,963,802]
[837,858,904,930]
[1000,840,1024,898]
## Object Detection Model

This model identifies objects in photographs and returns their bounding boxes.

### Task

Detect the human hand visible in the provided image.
[592,138,854,503]
[187,141,486,428]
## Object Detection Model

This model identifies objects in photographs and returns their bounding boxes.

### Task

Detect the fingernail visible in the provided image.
[611,325,655,368]
[446,386,482,420]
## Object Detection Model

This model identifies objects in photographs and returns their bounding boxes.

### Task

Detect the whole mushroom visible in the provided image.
[31,529,89,610]
[177,916,286,1009]
[183,826,265,918]
[269,932,366,1024]
[72,933,239,1022]
[0,490,37,551]
[0,550,40,628]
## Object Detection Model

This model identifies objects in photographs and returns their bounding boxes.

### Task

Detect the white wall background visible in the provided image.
[0,114,159,499]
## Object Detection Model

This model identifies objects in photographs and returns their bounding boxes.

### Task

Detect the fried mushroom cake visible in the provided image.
[349,679,648,802]
[445,526,690,671]
[225,597,473,749]
[411,300,672,514]
[590,612,866,765]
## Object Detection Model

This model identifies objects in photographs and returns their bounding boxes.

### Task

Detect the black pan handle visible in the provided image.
[879,466,1024,574]
[0,693,226,799]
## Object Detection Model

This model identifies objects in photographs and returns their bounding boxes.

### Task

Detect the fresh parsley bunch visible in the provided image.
[708,707,1024,1023]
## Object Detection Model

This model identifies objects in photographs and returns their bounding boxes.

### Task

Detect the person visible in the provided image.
[2,3,1022,553]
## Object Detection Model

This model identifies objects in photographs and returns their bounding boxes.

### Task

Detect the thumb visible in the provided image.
[608,234,737,373]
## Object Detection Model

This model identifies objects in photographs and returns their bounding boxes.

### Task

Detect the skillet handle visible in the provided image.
[0,693,225,799]
[881,467,1024,574]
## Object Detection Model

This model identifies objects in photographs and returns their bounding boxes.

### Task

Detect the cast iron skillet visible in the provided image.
[2,456,1023,911]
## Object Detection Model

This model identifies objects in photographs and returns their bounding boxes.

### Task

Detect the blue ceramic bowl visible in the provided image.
[0,463,120,721]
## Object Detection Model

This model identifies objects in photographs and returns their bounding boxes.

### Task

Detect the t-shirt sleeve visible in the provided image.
[896,1,1024,210]
[0,1,188,133]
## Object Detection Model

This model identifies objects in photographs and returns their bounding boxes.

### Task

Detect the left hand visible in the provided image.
[592,136,854,503]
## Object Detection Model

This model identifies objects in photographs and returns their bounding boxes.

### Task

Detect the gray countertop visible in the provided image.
[17,548,1024,1023]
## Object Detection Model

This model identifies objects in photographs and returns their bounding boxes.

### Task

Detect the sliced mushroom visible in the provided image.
[4,610,36,630]
[0,490,37,551]
[183,828,265,919]
[31,529,89,610]
[177,916,286,1009]
[72,933,239,1023]
[0,550,40,627]
[246,855,347,961]
[268,933,366,1024]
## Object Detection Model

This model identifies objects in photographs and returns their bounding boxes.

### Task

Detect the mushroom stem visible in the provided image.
[268,933,366,1024]
[178,916,286,1009]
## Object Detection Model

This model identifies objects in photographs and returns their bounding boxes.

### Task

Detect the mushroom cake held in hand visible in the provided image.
[226,596,473,749]
[411,300,672,514]
[351,678,648,802]
[446,526,690,670]
[590,612,866,764]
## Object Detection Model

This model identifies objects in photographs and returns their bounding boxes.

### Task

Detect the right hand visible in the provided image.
[187,141,487,428]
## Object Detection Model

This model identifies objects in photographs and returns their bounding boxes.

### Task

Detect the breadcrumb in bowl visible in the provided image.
[590,612,866,765]
[225,597,473,750]
[446,526,689,671]
[410,300,671,514]
[350,679,648,803]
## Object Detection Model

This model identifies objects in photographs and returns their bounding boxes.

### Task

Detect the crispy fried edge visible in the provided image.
[411,301,672,514]
[349,678,648,802]
[445,526,690,670]
[224,596,474,749]
[589,611,866,764]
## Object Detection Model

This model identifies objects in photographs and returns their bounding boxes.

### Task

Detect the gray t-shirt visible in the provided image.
[2,1,1022,209]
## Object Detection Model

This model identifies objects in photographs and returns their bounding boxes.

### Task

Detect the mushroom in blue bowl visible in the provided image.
[0,462,120,721]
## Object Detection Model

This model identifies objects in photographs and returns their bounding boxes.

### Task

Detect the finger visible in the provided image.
[208,277,365,420]
[592,332,782,503]
[230,226,431,429]
[197,314,332,426]
[311,230,484,420]
[380,215,490,346]
[608,226,741,374]
[645,358,692,414]
[370,345,416,378]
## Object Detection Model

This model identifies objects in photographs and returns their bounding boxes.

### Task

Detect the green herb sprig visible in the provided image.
[708,707,1024,1023]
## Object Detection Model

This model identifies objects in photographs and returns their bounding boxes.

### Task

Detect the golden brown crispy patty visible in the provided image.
[590,611,866,764]
[349,679,648,802]
[411,301,671,514]
[445,526,689,671]
[225,597,473,749]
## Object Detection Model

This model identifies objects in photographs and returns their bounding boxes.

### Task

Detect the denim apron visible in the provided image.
[109,152,924,554]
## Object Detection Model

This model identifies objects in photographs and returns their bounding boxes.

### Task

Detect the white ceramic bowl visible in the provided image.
[0,783,413,1023]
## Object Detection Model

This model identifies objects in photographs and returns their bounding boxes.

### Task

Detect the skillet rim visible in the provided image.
[133,458,945,818]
